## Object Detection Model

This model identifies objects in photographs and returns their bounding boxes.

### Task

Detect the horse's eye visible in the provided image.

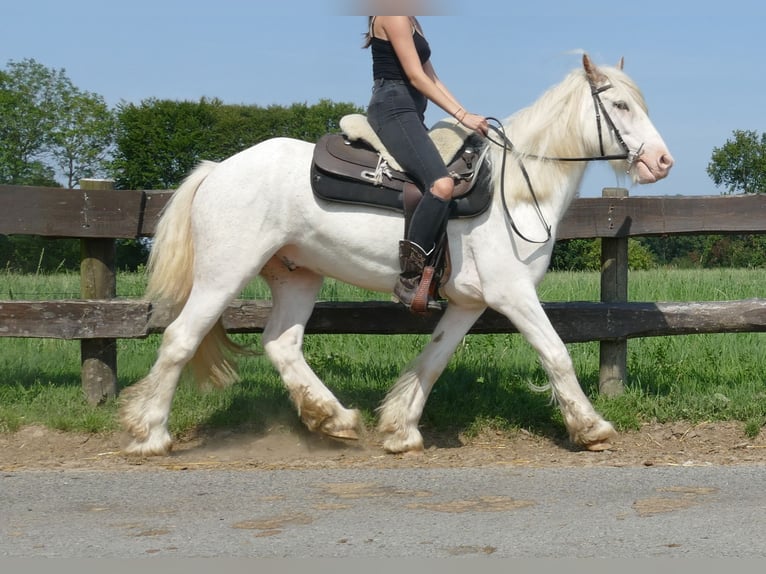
[614,101,630,111]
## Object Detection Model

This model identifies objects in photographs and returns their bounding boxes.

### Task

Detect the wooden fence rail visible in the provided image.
[3,185,766,239]
[2,183,766,404]
[3,298,765,341]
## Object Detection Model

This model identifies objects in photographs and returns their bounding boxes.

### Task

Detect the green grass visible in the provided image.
[1,268,764,439]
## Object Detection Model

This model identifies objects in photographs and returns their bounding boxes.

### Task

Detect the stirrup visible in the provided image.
[411,266,441,313]
[393,268,442,314]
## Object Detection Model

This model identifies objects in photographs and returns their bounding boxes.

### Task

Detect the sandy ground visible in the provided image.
[1,420,765,471]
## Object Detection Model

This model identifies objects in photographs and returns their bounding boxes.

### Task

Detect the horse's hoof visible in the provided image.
[572,419,617,451]
[325,428,359,441]
[584,440,613,452]
[120,428,173,457]
[380,430,424,454]
[122,439,173,457]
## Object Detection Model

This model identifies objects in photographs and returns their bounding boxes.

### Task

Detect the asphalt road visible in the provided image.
[2,465,764,558]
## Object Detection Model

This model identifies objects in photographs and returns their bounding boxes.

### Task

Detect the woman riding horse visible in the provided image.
[365,16,488,311]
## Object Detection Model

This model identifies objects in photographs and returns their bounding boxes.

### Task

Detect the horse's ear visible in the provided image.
[582,54,607,83]
[617,56,624,70]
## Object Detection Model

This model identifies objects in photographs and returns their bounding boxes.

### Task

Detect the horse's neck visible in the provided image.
[498,89,592,224]
[495,126,588,225]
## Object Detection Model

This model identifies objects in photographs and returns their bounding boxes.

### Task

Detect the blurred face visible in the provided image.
[341,0,446,15]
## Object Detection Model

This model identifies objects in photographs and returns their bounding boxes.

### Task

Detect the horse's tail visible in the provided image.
[146,160,216,305]
[146,160,242,388]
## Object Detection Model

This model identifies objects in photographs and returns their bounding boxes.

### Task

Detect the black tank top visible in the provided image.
[370,25,431,81]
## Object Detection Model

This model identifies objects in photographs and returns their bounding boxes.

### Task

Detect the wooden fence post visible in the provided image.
[80,179,118,405]
[599,187,628,396]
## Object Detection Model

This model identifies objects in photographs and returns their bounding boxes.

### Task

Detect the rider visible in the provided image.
[364,15,488,311]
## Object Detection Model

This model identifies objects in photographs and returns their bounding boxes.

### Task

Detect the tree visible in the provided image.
[707,129,766,194]
[549,238,655,271]
[110,98,363,189]
[0,59,117,272]
[50,89,116,188]
[0,59,62,184]
[640,235,709,267]
[111,98,222,190]
[0,58,115,187]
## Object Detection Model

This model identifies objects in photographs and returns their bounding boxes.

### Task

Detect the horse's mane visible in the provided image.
[492,64,646,205]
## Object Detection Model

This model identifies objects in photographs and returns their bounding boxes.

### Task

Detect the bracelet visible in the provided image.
[453,107,465,122]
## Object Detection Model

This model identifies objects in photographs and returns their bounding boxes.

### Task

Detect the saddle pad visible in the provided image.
[339,114,472,171]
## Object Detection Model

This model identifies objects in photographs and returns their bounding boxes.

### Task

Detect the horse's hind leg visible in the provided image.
[261,260,361,439]
[121,277,253,456]
[120,318,197,455]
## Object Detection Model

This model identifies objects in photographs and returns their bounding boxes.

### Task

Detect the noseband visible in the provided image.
[486,80,643,243]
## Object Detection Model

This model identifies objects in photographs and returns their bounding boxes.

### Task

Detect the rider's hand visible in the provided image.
[459,112,489,137]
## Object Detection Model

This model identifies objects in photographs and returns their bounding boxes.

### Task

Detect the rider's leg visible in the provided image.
[406,177,453,252]
[366,82,452,312]
[393,176,454,312]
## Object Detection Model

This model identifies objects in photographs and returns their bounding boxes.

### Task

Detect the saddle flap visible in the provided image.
[313,134,410,190]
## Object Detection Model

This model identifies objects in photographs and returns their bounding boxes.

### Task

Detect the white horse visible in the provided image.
[120,55,673,456]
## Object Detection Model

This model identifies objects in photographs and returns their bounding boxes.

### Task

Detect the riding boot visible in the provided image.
[407,191,451,253]
[393,240,442,313]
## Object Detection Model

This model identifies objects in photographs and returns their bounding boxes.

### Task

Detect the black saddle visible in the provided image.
[310,133,493,218]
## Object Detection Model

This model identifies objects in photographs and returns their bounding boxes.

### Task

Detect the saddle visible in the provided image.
[311,114,492,220]
[310,114,493,312]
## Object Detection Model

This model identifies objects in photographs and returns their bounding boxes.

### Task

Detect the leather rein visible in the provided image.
[485,80,643,244]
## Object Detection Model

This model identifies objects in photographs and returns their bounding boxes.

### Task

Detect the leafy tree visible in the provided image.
[50,89,116,188]
[0,59,63,184]
[0,58,115,187]
[639,235,709,268]
[115,239,151,271]
[0,59,117,272]
[700,234,766,268]
[10,161,59,187]
[707,129,766,194]
[626,239,655,270]
[635,234,766,269]
[110,98,363,189]
[550,238,655,271]
[111,97,224,190]
[550,239,600,271]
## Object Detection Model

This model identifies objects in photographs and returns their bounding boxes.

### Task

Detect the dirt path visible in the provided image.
[1,421,765,471]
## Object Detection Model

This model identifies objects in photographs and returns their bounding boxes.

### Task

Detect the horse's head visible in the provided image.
[581,55,674,184]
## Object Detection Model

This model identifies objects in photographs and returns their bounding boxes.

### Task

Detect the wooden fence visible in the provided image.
[2,182,765,404]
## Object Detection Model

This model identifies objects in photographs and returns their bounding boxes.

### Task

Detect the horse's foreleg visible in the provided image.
[378,305,485,453]
[262,264,361,440]
[493,290,617,450]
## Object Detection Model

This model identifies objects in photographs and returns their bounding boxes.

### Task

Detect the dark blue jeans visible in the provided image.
[367,78,449,193]
[367,79,451,251]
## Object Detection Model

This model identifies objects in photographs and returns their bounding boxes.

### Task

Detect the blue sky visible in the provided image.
[3,0,764,197]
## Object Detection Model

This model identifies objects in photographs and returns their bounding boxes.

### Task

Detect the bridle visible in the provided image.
[486,79,644,244]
